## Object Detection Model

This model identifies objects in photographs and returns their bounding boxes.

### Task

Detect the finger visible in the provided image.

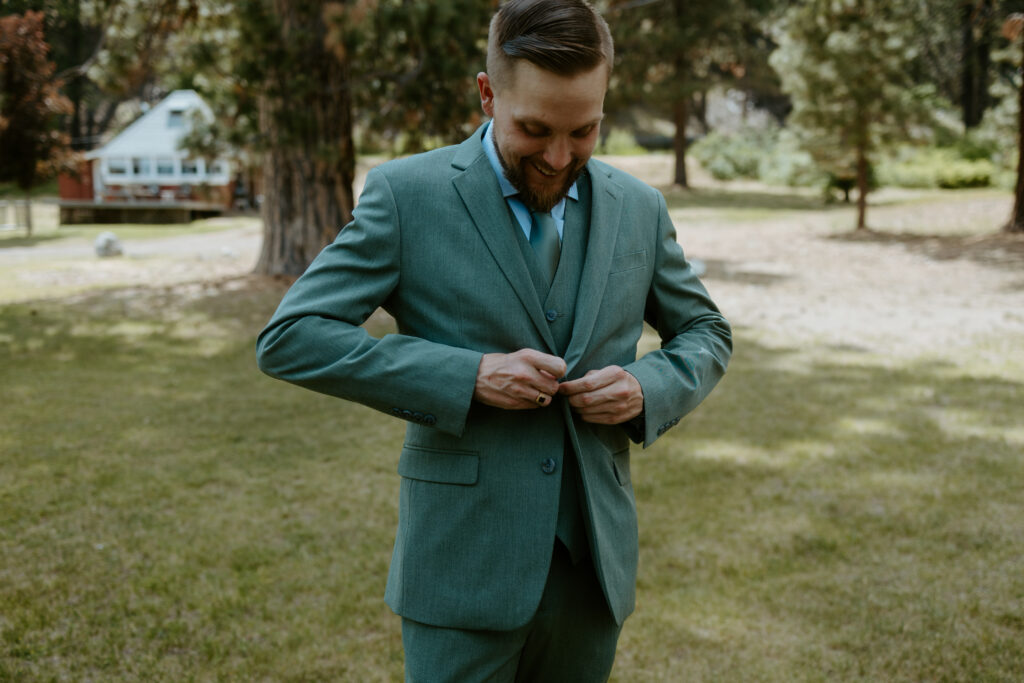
[558,367,617,396]
[566,389,614,410]
[518,349,567,380]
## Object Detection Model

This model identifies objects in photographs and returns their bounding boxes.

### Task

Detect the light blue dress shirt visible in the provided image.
[482,121,578,242]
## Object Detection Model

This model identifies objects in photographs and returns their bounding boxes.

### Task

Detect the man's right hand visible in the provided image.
[473,349,567,410]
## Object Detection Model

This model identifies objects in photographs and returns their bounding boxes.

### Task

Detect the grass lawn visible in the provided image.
[2,183,1023,680]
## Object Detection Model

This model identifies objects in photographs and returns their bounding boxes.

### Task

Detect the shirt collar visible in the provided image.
[482,121,578,206]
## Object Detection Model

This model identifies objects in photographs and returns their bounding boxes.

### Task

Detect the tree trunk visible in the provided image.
[977,0,993,118]
[672,0,689,188]
[23,192,33,237]
[961,2,980,128]
[1007,34,1024,233]
[673,97,689,188]
[255,2,356,276]
[855,143,868,231]
[962,0,995,128]
[693,89,708,135]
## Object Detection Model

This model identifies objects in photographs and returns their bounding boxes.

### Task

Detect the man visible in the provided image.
[256,0,731,679]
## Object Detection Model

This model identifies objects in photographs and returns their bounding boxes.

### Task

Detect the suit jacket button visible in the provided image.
[545,309,557,322]
[424,414,437,426]
[413,411,425,423]
[541,458,557,474]
[401,409,413,420]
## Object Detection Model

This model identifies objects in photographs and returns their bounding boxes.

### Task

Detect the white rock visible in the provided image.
[94,232,123,258]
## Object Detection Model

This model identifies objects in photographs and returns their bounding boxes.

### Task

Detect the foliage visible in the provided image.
[0,10,73,200]
[165,0,491,158]
[151,0,493,274]
[688,125,824,187]
[756,127,824,187]
[606,0,781,186]
[689,127,771,180]
[0,0,198,152]
[596,127,649,156]
[770,0,937,228]
[971,19,1023,172]
[875,147,995,189]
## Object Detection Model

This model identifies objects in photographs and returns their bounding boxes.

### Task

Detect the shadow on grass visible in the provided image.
[632,336,1024,679]
[0,232,72,249]
[698,258,792,287]
[827,227,1024,272]
[1,283,1022,680]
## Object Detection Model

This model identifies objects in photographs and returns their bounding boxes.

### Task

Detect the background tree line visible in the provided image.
[2,0,1023,272]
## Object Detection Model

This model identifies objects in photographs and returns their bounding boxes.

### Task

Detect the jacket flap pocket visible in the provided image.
[612,447,631,486]
[398,445,479,485]
[609,249,647,274]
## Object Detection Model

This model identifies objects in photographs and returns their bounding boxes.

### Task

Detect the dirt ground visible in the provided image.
[4,158,1022,360]
[678,197,1024,357]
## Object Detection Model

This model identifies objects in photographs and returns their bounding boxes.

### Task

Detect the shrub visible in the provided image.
[598,128,649,155]
[876,147,994,189]
[689,127,777,180]
[757,129,826,187]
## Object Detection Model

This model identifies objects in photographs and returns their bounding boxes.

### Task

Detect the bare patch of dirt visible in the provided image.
[678,193,1024,357]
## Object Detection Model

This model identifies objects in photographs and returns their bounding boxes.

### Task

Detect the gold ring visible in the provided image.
[535,393,547,406]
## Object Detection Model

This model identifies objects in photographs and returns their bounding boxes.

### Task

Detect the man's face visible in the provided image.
[478,60,606,213]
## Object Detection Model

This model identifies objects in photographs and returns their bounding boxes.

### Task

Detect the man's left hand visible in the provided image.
[558,366,644,425]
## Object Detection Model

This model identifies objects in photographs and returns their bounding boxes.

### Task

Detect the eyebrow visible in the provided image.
[517,114,605,131]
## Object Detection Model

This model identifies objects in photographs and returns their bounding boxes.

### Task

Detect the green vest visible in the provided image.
[512,172,593,563]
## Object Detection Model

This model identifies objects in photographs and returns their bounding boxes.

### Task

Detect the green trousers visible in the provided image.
[401,541,622,682]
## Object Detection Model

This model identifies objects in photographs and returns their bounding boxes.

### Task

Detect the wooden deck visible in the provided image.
[59,200,227,225]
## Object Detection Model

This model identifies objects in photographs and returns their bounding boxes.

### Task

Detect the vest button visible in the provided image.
[540,457,557,474]
[545,309,557,322]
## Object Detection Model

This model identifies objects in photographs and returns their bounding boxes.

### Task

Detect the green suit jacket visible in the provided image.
[256,126,731,631]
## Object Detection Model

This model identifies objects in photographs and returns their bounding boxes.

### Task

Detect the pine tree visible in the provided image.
[163,0,492,276]
[770,0,934,230]
[606,0,777,187]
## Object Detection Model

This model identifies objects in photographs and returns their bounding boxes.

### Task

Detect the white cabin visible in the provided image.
[84,90,231,203]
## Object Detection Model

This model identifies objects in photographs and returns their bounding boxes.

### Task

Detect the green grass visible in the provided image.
[0,201,258,249]
[1,276,1022,680]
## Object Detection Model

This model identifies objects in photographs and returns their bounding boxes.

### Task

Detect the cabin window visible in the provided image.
[208,161,225,175]
[107,158,127,175]
[132,158,150,176]
[181,159,199,176]
[168,109,185,128]
[156,158,175,175]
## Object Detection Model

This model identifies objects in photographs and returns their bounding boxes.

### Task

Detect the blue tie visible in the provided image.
[529,210,561,285]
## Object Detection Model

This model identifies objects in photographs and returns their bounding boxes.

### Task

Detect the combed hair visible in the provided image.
[487,0,614,89]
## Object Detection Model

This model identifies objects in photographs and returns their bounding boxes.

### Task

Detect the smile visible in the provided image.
[531,161,559,178]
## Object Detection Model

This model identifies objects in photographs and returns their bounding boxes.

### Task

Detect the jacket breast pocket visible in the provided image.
[609,249,647,275]
[398,444,479,485]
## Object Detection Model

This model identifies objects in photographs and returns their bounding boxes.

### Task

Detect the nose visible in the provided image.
[542,137,572,171]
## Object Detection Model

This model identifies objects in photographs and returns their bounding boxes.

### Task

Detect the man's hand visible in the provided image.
[558,366,644,424]
[474,349,567,410]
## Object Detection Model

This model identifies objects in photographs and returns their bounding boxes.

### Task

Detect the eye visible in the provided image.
[521,123,550,138]
[571,125,596,138]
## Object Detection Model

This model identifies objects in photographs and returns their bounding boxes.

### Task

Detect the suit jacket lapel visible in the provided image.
[563,162,623,377]
[451,131,558,354]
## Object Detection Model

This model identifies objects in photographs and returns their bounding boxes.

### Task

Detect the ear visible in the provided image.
[477,72,495,117]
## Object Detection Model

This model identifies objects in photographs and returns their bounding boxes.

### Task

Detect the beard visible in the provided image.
[497,147,588,213]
